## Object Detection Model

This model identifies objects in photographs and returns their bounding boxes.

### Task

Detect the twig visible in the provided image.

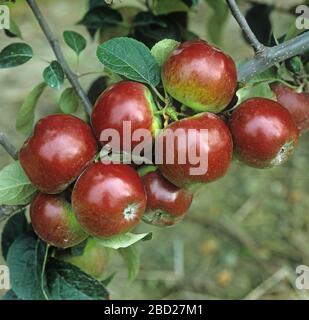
[226,0,265,55]
[26,0,92,116]
[0,132,18,160]
[238,32,309,82]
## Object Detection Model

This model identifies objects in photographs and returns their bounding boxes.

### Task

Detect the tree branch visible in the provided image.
[226,0,265,55]
[0,131,18,160]
[26,0,93,116]
[238,32,309,82]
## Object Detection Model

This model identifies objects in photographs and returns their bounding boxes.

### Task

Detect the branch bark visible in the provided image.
[0,131,18,160]
[238,32,309,82]
[226,0,265,55]
[26,0,93,116]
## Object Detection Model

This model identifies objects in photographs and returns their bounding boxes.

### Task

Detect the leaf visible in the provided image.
[96,232,152,249]
[70,239,88,257]
[153,0,189,15]
[46,258,109,300]
[245,3,272,46]
[7,234,48,300]
[0,43,33,68]
[2,290,20,300]
[1,210,28,260]
[151,39,179,66]
[78,6,123,38]
[63,31,86,56]
[119,246,140,283]
[236,82,276,106]
[101,271,117,286]
[97,37,161,86]
[4,19,22,39]
[0,161,37,206]
[58,87,79,114]
[16,82,46,135]
[132,12,182,48]
[204,0,228,45]
[43,61,64,90]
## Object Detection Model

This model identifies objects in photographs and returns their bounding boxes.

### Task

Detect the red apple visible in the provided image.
[30,193,88,248]
[271,83,309,134]
[156,113,233,189]
[162,40,237,113]
[140,166,193,227]
[72,163,146,238]
[19,114,97,194]
[91,81,162,152]
[229,98,299,168]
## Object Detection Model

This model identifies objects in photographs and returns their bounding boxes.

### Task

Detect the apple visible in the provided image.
[140,165,193,227]
[162,40,237,113]
[91,80,162,152]
[56,238,110,279]
[30,193,88,248]
[271,83,309,134]
[229,97,299,168]
[19,114,97,194]
[72,163,146,238]
[156,112,233,189]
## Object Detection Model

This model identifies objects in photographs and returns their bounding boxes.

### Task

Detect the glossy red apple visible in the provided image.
[229,98,299,168]
[72,163,146,238]
[19,114,97,194]
[156,112,233,189]
[30,193,88,248]
[271,83,309,134]
[162,40,237,113]
[140,166,193,227]
[91,81,162,152]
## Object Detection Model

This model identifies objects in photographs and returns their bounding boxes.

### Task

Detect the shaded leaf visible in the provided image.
[63,31,86,56]
[0,43,33,68]
[58,87,79,114]
[0,161,37,206]
[119,246,140,283]
[43,61,64,90]
[153,0,189,15]
[16,82,46,135]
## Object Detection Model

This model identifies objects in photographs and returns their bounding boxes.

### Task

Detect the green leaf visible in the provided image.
[58,87,79,114]
[7,234,48,300]
[2,290,20,300]
[96,232,152,249]
[46,258,109,300]
[204,0,228,45]
[63,31,86,56]
[153,0,189,15]
[43,61,64,90]
[0,43,33,68]
[5,19,23,39]
[97,37,160,86]
[70,239,87,257]
[101,271,117,286]
[151,39,179,66]
[0,161,37,206]
[16,82,46,135]
[1,210,28,260]
[119,246,140,283]
[236,82,276,106]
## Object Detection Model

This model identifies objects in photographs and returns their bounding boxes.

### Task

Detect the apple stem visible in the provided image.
[26,0,93,116]
[151,85,166,105]
[226,0,265,55]
[0,131,18,160]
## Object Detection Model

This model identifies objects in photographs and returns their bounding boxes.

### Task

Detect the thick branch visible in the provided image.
[238,32,309,82]
[26,0,92,116]
[226,0,265,54]
[0,131,18,160]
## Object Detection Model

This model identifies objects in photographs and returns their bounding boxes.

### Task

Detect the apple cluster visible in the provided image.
[19,40,308,249]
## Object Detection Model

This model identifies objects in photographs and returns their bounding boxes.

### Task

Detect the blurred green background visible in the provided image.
[0,0,309,299]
